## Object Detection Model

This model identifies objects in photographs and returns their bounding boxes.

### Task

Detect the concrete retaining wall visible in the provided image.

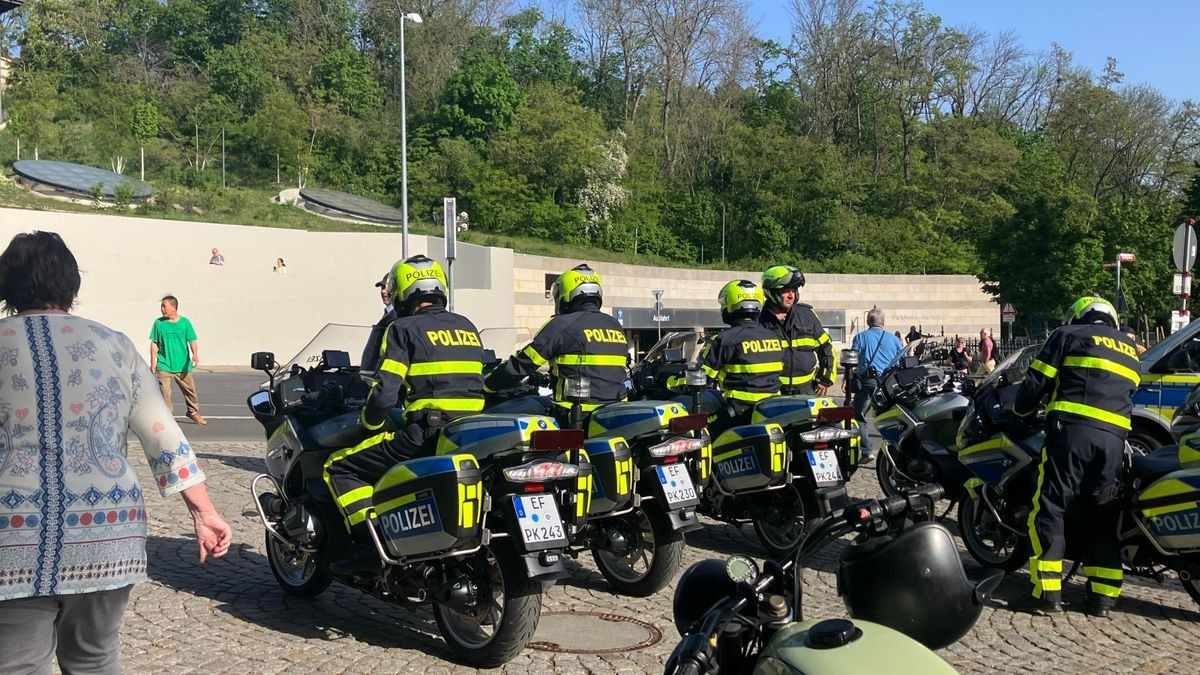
[0,207,996,363]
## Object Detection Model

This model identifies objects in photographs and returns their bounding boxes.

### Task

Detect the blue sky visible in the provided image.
[746,0,1197,103]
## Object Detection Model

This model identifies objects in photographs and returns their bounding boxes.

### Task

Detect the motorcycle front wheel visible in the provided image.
[591,501,684,597]
[434,539,543,668]
[958,493,1027,572]
[265,532,333,598]
[752,484,816,558]
[876,443,924,499]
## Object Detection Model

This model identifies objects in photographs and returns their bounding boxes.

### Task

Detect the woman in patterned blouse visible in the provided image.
[0,231,232,674]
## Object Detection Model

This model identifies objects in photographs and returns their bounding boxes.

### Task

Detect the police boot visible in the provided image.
[329,523,383,577]
[1082,594,1114,618]
[329,546,382,577]
[1007,595,1064,616]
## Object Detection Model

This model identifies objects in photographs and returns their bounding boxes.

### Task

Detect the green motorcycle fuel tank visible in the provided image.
[754,618,958,674]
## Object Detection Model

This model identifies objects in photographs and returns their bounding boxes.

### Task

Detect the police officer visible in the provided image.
[1009,296,1138,617]
[759,265,836,396]
[359,273,396,372]
[485,264,628,421]
[323,255,485,573]
[673,280,782,437]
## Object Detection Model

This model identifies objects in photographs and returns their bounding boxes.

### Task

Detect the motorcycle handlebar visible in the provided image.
[668,484,946,674]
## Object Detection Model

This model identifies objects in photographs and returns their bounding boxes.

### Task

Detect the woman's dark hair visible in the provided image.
[0,231,81,314]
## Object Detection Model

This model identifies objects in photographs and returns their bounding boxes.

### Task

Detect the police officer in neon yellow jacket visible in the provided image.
[672,280,783,437]
[485,264,629,417]
[323,255,484,571]
[758,265,837,395]
[1009,296,1138,617]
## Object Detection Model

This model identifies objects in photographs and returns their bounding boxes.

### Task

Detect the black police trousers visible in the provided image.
[322,415,441,542]
[1027,419,1125,604]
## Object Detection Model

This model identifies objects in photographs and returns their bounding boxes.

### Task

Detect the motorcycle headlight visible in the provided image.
[798,426,858,443]
[503,460,580,482]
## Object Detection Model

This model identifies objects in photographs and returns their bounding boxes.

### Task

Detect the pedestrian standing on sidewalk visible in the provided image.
[0,231,231,673]
[150,295,207,425]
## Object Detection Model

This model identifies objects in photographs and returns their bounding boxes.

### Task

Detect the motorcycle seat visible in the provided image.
[1131,445,1181,482]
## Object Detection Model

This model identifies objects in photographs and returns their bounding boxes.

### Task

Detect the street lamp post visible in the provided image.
[398,9,423,258]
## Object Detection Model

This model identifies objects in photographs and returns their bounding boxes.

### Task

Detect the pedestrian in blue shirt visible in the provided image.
[848,307,904,460]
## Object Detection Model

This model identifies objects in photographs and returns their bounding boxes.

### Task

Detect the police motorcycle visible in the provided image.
[954,346,1200,606]
[632,331,859,557]
[665,484,1002,674]
[246,349,580,667]
[869,339,974,501]
[483,356,707,597]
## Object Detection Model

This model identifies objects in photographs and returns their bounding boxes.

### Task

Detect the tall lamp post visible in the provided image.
[398,9,423,258]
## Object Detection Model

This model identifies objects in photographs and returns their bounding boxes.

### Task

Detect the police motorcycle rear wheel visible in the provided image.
[433,539,543,669]
[591,500,684,597]
[958,490,1027,572]
[265,531,333,598]
[751,485,817,558]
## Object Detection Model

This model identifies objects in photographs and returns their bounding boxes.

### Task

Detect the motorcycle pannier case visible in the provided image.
[372,454,484,558]
[711,423,787,493]
[582,437,635,516]
[1135,467,1200,552]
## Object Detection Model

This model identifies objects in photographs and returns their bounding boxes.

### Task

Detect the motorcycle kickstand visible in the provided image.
[937,498,958,523]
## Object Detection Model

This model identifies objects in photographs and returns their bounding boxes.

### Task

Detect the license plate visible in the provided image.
[807,450,843,485]
[656,463,698,506]
[512,494,567,548]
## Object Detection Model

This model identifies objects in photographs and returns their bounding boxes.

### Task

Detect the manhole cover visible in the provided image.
[529,611,663,654]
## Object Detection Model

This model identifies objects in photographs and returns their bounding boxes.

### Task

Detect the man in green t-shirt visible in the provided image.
[149,295,206,425]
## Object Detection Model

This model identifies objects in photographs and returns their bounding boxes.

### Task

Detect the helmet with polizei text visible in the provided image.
[388,255,447,316]
[551,264,603,314]
[719,280,764,324]
[761,265,806,307]
[1066,295,1118,329]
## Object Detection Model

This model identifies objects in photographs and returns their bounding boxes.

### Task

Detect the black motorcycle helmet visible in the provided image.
[837,521,1001,649]
[672,559,739,637]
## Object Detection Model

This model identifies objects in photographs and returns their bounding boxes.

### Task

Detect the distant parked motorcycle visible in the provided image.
[631,332,859,556]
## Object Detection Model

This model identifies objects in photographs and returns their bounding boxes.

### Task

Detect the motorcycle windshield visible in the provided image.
[637,330,704,367]
[279,323,374,371]
[480,326,533,360]
[981,344,1043,387]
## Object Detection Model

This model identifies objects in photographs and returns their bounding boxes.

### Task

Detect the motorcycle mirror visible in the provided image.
[250,351,276,371]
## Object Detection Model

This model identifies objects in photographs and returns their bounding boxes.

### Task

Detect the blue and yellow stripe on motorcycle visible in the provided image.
[1137,468,1200,517]
[435,414,559,455]
[587,401,688,437]
[711,423,787,473]
[750,395,837,424]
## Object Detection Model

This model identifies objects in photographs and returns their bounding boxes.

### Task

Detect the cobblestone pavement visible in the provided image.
[117,442,1200,674]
